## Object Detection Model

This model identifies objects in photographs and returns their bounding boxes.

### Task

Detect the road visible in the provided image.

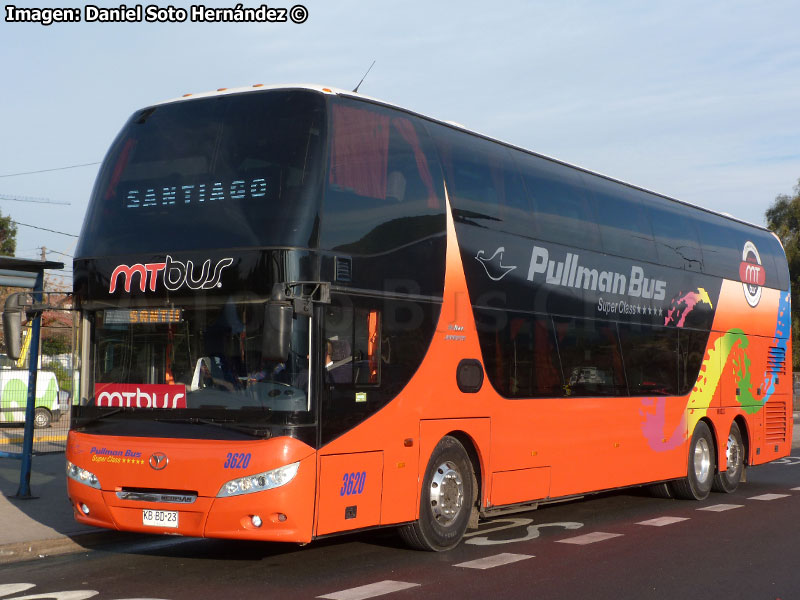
[2,454,800,600]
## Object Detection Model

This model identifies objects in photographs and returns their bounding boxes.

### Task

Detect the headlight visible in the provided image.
[217,462,299,497]
[66,461,101,489]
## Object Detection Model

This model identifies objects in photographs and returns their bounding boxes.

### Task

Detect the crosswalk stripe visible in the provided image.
[697,504,744,512]
[318,581,419,600]
[455,553,533,570]
[747,493,790,501]
[636,516,689,527]
[557,532,622,545]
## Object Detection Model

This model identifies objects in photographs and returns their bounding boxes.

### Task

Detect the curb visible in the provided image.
[0,531,152,565]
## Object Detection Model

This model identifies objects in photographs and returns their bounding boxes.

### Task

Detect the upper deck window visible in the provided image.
[321,98,445,252]
[76,90,326,257]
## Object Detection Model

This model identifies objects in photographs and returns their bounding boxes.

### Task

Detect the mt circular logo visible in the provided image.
[740,241,765,308]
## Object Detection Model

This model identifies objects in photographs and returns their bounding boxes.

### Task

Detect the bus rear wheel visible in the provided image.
[712,422,744,493]
[399,436,474,551]
[670,421,715,500]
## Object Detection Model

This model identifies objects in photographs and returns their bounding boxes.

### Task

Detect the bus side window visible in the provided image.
[428,125,528,233]
[474,308,563,398]
[553,317,626,397]
[516,155,602,253]
[324,305,381,387]
[321,99,444,252]
[678,329,706,395]
[581,175,658,263]
[647,203,704,272]
[618,323,678,396]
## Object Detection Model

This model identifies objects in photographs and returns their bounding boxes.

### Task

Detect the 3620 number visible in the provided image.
[224,452,251,469]
[340,471,367,496]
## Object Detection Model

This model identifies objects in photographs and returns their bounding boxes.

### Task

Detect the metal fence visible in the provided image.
[0,323,74,455]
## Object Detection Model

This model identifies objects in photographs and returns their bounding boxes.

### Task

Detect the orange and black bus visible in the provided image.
[65,84,791,551]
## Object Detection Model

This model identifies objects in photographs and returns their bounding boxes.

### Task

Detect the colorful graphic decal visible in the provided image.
[663,288,713,327]
[761,290,791,403]
[641,290,789,451]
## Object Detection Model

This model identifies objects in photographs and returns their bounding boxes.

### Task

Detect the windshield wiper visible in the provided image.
[74,407,127,428]
[153,417,272,438]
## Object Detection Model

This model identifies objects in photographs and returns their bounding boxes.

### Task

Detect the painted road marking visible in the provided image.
[791,487,800,491]
[697,504,744,512]
[0,584,36,596]
[556,532,623,545]
[636,516,689,527]
[318,580,419,600]
[454,553,533,570]
[747,493,790,501]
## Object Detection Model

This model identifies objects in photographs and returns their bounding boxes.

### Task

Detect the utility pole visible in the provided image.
[41,246,46,261]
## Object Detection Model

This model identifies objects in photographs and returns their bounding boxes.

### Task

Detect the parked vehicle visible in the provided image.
[0,368,62,428]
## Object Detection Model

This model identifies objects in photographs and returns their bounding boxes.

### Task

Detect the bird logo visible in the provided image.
[475,247,517,281]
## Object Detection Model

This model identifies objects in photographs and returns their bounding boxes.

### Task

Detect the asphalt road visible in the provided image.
[3,454,800,600]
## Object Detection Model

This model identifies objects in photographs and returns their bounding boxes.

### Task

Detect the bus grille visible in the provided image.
[765,399,788,443]
[767,346,787,375]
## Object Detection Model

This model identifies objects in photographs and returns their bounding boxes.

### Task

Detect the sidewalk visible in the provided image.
[0,452,134,564]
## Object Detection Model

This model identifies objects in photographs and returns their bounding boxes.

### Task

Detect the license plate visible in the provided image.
[142,509,178,528]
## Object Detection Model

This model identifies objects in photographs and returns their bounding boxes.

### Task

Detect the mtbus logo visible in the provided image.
[740,241,764,307]
[95,383,187,408]
[109,255,233,294]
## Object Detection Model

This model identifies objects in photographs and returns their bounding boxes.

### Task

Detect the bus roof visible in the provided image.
[157,83,771,235]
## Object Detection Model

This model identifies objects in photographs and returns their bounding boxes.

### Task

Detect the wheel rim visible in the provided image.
[34,411,47,428]
[429,460,464,526]
[726,433,741,479]
[693,438,711,483]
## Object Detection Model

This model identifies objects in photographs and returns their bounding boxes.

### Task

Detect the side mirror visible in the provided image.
[2,293,26,361]
[262,302,292,362]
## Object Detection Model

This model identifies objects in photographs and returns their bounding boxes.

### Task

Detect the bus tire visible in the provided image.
[712,422,744,493]
[399,436,474,551]
[33,407,51,429]
[670,421,715,500]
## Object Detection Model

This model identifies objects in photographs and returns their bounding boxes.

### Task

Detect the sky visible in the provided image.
[2,0,799,286]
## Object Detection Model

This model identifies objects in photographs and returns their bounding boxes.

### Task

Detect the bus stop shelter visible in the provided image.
[0,256,65,497]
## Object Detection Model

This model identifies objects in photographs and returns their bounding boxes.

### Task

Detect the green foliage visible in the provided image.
[0,210,17,256]
[41,333,71,356]
[43,360,72,393]
[765,178,800,369]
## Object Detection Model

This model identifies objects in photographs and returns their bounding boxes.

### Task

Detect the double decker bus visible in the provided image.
[63,84,791,551]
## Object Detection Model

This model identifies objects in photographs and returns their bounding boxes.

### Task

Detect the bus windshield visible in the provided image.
[88,302,311,419]
[76,89,326,257]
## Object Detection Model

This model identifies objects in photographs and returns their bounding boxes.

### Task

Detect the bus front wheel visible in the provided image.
[399,436,474,551]
[670,421,715,500]
[712,422,744,493]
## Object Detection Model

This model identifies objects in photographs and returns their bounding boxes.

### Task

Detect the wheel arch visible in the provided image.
[446,430,485,511]
[733,415,751,466]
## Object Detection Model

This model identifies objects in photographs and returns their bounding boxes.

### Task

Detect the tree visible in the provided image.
[765,178,800,369]
[0,210,17,256]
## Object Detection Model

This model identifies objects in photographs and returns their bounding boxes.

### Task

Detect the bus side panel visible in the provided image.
[315,451,384,536]
[708,282,791,465]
